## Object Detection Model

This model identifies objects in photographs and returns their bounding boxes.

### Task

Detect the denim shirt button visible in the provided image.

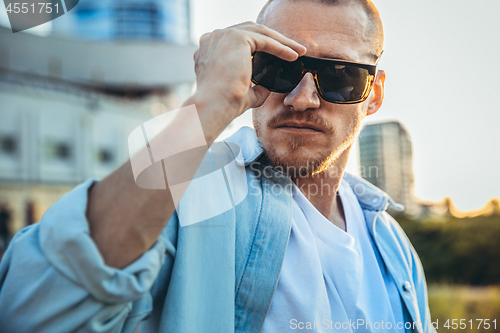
[403,281,412,292]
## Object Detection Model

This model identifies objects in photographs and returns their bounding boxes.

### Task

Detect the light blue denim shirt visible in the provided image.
[0,127,436,333]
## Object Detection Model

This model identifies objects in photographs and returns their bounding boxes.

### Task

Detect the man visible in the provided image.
[0,0,436,332]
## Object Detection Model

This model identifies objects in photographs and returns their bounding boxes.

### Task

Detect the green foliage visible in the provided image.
[428,285,500,332]
[396,214,500,285]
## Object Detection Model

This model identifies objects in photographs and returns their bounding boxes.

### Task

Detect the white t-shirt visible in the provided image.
[262,178,407,332]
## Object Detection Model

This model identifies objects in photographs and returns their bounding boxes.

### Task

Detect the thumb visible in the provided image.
[246,85,271,109]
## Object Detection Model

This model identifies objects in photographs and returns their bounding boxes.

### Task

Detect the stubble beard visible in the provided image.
[254,119,362,179]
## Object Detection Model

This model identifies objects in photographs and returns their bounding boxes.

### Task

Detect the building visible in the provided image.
[0,23,197,237]
[50,0,191,43]
[358,121,418,215]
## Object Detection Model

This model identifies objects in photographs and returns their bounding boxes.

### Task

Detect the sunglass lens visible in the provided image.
[252,52,303,92]
[316,64,372,102]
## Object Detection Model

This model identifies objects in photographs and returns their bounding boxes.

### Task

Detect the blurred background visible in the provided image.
[0,0,499,331]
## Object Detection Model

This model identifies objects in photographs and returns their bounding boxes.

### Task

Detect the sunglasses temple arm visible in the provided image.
[375,50,384,66]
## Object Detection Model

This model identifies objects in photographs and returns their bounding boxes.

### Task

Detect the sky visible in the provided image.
[1,1,499,211]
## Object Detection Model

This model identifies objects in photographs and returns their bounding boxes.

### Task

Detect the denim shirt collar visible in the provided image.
[224,126,403,213]
[224,126,265,166]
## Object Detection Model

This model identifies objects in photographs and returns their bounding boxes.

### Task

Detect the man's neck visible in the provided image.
[291,148,351,231]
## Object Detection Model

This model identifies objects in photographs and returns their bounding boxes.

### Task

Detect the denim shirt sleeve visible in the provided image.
[0,179,167,333]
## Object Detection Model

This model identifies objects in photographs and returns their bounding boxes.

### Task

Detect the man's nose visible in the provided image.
[283,72,321,111]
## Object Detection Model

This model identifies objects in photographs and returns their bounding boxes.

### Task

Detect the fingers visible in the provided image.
[191,21,307,114]
[199,32,211,45]
[240,22,307,57]
[198,22,307,62]
[247,85,271,109]
[245,31,302,62]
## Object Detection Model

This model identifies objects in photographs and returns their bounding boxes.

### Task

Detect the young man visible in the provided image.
[0,0,436,332]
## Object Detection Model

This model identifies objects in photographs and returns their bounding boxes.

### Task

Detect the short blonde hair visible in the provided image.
[256,0,384,60]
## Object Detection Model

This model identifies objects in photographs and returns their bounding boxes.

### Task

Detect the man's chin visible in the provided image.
[264,150,330,178]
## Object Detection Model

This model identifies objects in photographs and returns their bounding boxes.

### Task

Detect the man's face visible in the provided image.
[253,0,380,176]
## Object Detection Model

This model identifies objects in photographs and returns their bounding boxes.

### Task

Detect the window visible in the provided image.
[0,136,16,155]
[115,2,162,39]
[76,4,99,18]
[97,148,114,164]
[44,141,72,160]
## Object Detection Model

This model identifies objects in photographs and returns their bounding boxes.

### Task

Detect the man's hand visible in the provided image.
[190,22,307,137]
[87,22,305,269]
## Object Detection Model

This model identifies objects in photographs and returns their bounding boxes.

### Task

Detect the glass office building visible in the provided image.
[359,121,418,215]
[51,0,191,43]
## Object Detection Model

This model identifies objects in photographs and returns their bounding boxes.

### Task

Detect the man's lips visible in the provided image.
[275,122,324,133]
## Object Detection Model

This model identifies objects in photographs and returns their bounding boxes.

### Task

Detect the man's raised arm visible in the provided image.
[0,22,306,332]
[87,23,306,268]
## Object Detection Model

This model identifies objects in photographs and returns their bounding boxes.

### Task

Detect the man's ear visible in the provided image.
[366,70,386,116]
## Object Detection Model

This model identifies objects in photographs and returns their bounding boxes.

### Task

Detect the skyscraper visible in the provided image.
[359,121,417,215]
[51,0,191,43]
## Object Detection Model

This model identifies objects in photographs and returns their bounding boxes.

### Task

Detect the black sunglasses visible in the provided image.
[251,51,381,104]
